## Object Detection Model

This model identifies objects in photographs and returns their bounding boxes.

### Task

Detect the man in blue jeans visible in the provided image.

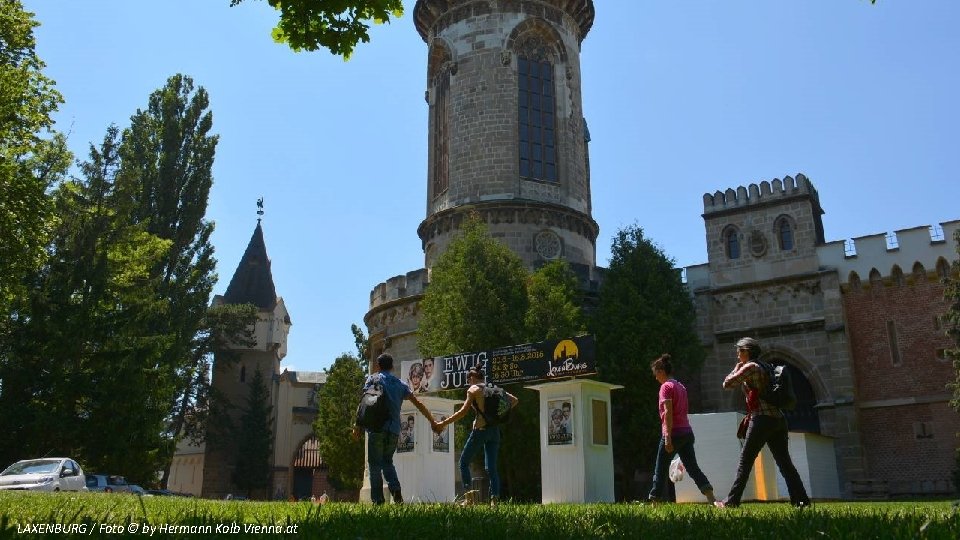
[433,367,518,505]
[647,353,715,504]
[353,353,437,505]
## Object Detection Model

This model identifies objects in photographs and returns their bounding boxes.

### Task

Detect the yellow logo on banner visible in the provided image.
[553,339,579,361]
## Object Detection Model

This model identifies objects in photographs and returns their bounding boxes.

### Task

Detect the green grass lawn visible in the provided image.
[1,492,958,539]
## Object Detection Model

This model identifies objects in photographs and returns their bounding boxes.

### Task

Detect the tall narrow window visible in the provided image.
[518,55,557,182]
[886,320,902,367]
[433,72,450,196]
[778,218,794,251]
[725,228,740,259]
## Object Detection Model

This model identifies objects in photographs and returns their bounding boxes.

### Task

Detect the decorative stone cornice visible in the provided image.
[413,0,595,44]
[417,201,599,250]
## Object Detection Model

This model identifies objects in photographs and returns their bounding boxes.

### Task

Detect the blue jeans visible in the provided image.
[648,432,714,500]
[367,431,400,504]
[723,414,810,506]
[459,428,501,497]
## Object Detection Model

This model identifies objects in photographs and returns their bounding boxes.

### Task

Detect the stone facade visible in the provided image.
[687,174,960,498]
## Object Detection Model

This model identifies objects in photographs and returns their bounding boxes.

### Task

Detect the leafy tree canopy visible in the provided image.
[0,0,71,313]
[589,224,704,500]
[314,353,366,492]
[230,0,403,58]
[944,230,960,411]
[232,368,273,498]
[418,214,529,357]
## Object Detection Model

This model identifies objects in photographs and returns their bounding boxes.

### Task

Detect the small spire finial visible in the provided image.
[256,197,264,222]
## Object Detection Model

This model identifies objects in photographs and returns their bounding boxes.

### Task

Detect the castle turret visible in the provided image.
[365,0,600,362]
[414,0,599,270]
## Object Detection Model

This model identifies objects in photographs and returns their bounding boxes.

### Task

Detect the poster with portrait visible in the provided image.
[431,412,450,453]
[396,412,416,453]
[400,358,442,394]
[547,398,574,446]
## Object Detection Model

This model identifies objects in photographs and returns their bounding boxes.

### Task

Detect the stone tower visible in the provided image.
[684,174,864,496]
[201,221,291,499]
[366,0,599,361]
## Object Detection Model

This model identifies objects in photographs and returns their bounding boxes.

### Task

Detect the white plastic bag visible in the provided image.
[669,455,686,483]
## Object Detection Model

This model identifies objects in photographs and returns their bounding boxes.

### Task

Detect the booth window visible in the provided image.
[591,399,608,446]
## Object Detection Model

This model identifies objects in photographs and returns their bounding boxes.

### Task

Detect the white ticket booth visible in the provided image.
[527,379,622,503]
[674,412,838,503]
[359,396,460,503]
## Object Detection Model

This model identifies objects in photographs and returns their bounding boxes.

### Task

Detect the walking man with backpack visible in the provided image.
[433,367,518,505]
[714,337,811,508]
[352,353,437,505]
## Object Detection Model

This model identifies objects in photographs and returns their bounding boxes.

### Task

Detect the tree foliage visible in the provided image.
[230,0,403,58]
[232,368,273,498]
[0,126,172,481]
[944,230,960,412]
[0,0,71,316]
[525,260,585,342]
[313,353,366,492]
[418,214,529,357]
[417,216,585,500]
[589,224,704,500]
[0,73,223,486]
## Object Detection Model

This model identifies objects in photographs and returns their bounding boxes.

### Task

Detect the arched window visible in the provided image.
[869,268,882,286]
[239,365,246,383]
[428,41,453,198]
[517,37,557,182]
[848,271,861,291]
[776,217,794,251]
[433,72,450,196]
[912,262,926,281]
[936,257,951,280]
[725,228,741,259]
[891,265,904,286]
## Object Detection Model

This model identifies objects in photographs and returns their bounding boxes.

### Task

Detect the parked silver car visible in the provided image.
[85,473,133,493]
[0,458,87,492]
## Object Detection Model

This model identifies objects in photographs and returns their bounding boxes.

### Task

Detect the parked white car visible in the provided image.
[0,458,87,492]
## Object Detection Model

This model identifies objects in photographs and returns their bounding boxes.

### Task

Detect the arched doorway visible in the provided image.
[291,436,324,500]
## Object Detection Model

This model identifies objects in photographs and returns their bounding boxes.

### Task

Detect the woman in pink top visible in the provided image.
[647,354,716,503]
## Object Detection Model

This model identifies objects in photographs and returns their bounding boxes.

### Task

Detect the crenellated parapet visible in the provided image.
[413,0,595,44]
[702,173,821,215]
[818,220,960,285]
[368,268,429,311]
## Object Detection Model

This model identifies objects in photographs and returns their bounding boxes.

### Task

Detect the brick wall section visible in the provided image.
[844,272,958,494]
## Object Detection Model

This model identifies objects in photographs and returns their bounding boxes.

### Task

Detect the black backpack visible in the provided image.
[474,384,512,426]
[758,361,797,411]
[356,374,391,432]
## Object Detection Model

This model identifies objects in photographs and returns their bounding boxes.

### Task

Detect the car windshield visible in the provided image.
[1,459,60,475]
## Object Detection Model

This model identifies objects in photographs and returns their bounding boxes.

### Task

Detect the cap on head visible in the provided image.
[736,337,762,359]
[377,353,394,371]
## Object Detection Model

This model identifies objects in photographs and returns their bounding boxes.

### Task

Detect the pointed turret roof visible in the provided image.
[222,221,278,310]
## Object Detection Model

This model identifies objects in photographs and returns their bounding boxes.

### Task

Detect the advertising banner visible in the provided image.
[400,335,595,392]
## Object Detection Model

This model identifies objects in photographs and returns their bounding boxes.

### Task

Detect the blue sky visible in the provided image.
[26,1,959,373]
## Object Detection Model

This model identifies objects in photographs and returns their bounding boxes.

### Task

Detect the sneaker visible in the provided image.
[489,496,499,507]
[794,500,811,509]
[714,500,737,509]
[459,489,478,506]
[390,489,403,504]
